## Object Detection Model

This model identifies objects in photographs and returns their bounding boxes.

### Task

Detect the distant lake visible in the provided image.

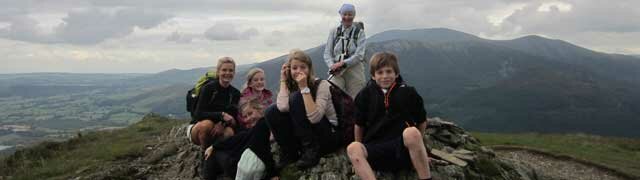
[0,145,12,151]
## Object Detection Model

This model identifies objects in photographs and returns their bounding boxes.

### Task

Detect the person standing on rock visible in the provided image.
[186,57,241,180]
[323,3,367,98]
[346,52,433,180]
[265,49,342,169]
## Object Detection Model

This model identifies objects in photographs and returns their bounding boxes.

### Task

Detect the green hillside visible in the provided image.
[0,114,185,180]
[473,132,640,178]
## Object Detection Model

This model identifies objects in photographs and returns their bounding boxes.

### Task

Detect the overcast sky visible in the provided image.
[1,0,638,73]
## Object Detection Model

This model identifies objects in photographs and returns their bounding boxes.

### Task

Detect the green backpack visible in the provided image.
[186,72,217,121]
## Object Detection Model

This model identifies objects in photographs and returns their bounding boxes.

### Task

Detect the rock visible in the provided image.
[74,117,541,180]
[453,149,473,155]
[431,149,468,167]
[278,117,541,180]
[453,153,475,162]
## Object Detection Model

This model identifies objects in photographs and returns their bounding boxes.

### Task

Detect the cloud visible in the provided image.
[54,8,172,45]
[203,22,259,41]
[0,7,172,45]
[499,1,640,35]
[165,30,194,43]
[2,0,640,73]
[0,16,57,43]
[264,30,286,46]
[87,0,336,15]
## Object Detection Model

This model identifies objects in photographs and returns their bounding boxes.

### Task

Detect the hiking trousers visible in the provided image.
[330,61,366,98]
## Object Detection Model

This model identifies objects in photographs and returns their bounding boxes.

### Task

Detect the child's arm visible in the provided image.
[304,81,331,123]
[354,124,364,142]
[418,121,427,134]
[276,79,290,112]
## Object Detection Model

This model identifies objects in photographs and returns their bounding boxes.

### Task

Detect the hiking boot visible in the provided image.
[275,147,299,169]
[295,141,320,169]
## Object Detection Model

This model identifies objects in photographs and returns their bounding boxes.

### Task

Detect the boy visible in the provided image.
[346,52,432,180]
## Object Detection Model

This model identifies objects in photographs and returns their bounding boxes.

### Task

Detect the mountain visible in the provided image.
[122,63,255,87]
[493,35,640,84]
[245,28,640,137]
[367,28,484,44]
[2,27,640,150]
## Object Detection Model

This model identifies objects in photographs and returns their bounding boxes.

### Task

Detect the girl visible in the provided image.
[238,68,273,129]
[265,49,342,169]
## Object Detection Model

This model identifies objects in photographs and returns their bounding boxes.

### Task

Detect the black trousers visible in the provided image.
[246,118,277,178]
[202,118,276,179]
[202,132,248,179]
[265,92,341,156]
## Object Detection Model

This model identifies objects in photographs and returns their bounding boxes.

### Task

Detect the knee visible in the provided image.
[403,127,423,148]
[265,104,280,120]
[346,142,366,160]
[223,127,235,138]
[194,120,215,136]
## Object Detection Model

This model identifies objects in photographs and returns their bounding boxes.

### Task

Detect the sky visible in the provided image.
[1,0,638,73]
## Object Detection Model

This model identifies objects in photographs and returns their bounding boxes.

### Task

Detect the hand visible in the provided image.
[295,72,308,89]
[204,146,215,160]
[280,63,290,81]
[330,61,344,71]
[222,112,234,123]
[270,176,280,180]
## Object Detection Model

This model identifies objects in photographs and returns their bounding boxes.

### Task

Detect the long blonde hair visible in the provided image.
[285,49,317,92]
[242,68,265,92]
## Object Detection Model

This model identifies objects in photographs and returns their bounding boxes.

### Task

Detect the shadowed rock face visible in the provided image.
[79,118,541,180]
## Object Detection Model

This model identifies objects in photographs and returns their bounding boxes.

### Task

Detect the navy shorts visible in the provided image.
[364,136,412,171]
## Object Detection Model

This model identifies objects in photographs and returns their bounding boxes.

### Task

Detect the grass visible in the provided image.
[472,132,640,178]
[0,114,185,180]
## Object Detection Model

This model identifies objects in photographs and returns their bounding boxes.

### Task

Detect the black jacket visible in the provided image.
[354,76,427,143]
[192,79,240,124]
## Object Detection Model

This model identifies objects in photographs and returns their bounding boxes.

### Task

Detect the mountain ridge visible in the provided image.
[2,27,639,140]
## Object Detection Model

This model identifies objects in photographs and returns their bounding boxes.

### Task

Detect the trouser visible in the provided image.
[265,104,300,157]
[231,117,279,179]
[330,61,366,98]
[244,118,276,178]
[265,92,341,156]
[202,131,249,179]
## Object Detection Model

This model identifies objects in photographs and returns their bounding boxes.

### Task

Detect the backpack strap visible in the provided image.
[352,22,364,46]
[332,22,364,60]
[332,26,343,57]
[310,79,324,99]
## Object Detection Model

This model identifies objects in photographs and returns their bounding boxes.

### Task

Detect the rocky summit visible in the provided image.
[76,117,541,180]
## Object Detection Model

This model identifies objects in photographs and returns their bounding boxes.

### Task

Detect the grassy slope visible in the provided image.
[472,132,640,178]
[0,114,184,180]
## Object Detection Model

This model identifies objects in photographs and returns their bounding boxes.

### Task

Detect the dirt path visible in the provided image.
[494,148,632,180]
